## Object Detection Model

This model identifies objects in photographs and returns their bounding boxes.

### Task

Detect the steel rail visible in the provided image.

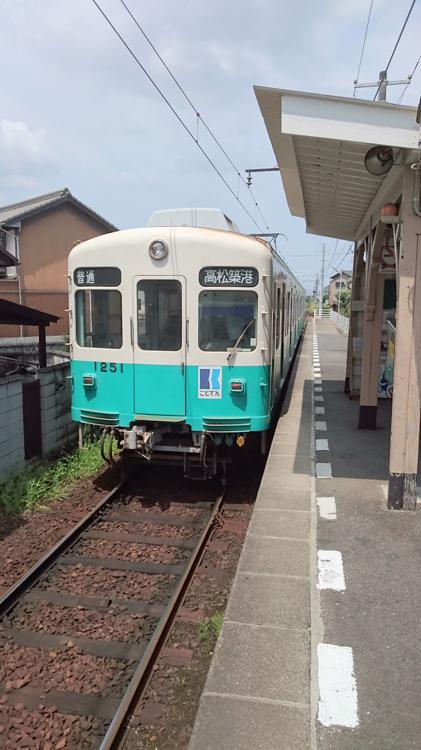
[0,472,132,619]
[98,491,225,750]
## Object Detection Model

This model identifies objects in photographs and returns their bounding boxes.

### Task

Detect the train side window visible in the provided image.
[137,280,182,351]
[199,290,257,352]
[286,291,290,334]
[275,287,281,348]
[75,290,122,349]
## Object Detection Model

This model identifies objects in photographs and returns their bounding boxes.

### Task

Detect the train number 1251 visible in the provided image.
[94,362,123,373]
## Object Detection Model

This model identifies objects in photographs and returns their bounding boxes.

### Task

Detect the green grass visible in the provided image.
[197,612,224,642]
[0,441,108,516]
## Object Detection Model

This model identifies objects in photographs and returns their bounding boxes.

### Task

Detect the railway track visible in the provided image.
[0,472,225,749]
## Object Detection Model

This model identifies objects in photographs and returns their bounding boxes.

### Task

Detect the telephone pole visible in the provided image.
[319,243,325,318]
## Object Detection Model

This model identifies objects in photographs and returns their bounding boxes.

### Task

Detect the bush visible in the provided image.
[0,442,106,516]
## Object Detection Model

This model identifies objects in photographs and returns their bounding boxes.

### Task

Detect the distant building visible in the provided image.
[328,270,352,309]
[0,188,117,337]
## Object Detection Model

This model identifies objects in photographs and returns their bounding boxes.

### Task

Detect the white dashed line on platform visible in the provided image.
[314,379,322,385]
[317,550,345,590]
[316,438,329,451]
[314,386,323,393]
[315,407,325,415]
[316,462,332,478]
[315,421,327,431]
[317,643,358,727]
[316,496,337,520]
[315,395,324,402]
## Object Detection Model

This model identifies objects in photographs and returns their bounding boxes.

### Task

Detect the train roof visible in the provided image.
[69,224,304,292]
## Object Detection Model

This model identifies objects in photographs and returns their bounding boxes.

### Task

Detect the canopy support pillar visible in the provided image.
[358,224,385,429]
[345,243,364,395]
[388,166,421,510]
[38,324,47,368]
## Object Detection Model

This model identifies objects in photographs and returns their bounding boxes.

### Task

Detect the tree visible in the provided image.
[336,288,351,317]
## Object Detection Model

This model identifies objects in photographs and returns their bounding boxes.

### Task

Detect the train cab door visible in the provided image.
[132,276,186,417]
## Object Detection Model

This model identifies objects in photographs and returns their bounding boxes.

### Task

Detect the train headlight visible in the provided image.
[149,240,168,260]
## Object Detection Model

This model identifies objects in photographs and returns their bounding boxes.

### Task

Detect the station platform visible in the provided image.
[188,319,421,750]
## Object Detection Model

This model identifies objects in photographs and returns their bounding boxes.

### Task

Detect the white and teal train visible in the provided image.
[68,209,305,479]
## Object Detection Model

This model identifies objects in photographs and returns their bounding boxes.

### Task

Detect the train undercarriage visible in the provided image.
[96,422,266,482]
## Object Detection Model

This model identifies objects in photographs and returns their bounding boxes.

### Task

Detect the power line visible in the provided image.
[354,0,374,94]
[373,0,418,100]
[396,54,421,103]
[118,0,271,231]
[90,0,267,233]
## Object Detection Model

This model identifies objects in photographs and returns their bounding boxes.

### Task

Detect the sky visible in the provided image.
[1,0,420,291]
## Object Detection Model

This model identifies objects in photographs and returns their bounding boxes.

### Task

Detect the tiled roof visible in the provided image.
[0,188,117,230]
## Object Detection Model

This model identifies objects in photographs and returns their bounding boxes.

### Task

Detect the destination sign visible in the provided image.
[199,266,258,287]
[74,267,121,287]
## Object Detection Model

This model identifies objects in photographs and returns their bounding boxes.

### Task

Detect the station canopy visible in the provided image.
[254,86,421,241]
[0,298,58,327]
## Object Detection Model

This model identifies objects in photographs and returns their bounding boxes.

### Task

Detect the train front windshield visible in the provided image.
[199,290,257,352]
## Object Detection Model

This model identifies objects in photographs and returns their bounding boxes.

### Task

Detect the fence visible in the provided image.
[0,363,77,481]
[329,310,350,335]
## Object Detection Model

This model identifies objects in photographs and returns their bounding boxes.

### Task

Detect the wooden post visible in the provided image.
[358,262,384,430]
[358,223,385,429]
[345,244,363,394]
[38,324,47,368]
[388,166,421,510]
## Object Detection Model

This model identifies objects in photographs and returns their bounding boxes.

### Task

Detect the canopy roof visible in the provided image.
[0,298,59,327]
[0,246,18,267]
[254,86,421,241]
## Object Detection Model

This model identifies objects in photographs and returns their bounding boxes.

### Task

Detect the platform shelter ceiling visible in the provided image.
[254,86,421,241]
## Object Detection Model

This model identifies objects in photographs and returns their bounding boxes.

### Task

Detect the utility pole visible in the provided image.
[319,243,325,318]
[353,69,410,101]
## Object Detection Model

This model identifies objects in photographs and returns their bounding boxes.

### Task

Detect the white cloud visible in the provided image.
[0,119,54,176]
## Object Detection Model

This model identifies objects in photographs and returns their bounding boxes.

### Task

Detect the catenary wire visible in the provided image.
[396,54,421,103]
[90,0,266,232]
[354,0,374,94]
[373,0,418,100]
[118,0,271,231]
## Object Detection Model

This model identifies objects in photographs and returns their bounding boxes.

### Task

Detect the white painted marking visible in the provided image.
[316,462,332,478]
[315,406,325,415]
[318,643,358,727]
[314,379,322,385]
[317,550,345,590]
[314,386,323,393]
[315,421,327,431]
[316,438,329,451]
[316,496,337,520]
[314,395,324,402]
[313,371,321,377]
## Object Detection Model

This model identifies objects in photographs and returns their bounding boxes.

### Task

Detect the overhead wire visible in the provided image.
[90,0,268,233]
[118,0,271,231]
[373,0,418,100]
[353,0,374,95]
[396,54,421,103]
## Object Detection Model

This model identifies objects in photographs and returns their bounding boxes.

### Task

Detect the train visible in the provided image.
[68,208,305,480]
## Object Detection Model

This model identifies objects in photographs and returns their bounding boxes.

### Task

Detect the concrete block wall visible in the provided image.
[39,363,77,456]
[0,376,25,478]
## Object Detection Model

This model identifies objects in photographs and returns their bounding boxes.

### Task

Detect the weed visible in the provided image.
[197,612,223,642]
[0,441,107,516]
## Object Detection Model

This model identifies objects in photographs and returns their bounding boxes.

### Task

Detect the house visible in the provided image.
[328,270,352,309]
[0,188,117,337]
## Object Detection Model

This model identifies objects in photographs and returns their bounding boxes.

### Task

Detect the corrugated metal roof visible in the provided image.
[0,188,117,231]
[254,86,421,241]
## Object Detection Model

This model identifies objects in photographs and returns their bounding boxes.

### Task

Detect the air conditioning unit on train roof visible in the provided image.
[147,208,239,233]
